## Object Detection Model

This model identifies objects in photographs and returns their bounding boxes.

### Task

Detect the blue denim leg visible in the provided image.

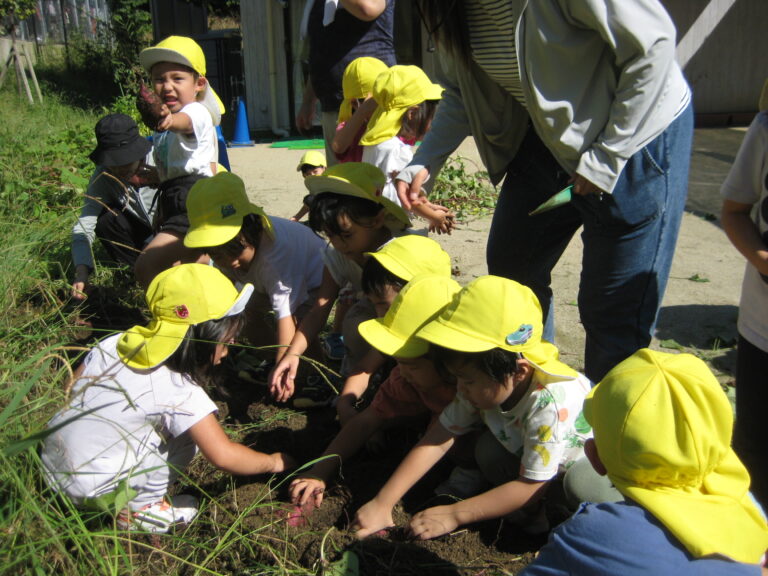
[487,128,581,343]
[575,103,693,381]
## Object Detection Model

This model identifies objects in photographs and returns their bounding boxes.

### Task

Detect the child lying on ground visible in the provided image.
[352,276,613,540]
[522,349,768,575]
[289,274,461,508]
[41,264,294,533]
[184,172,326,365]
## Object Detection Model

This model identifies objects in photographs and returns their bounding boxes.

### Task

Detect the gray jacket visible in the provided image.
[402,0,691,194]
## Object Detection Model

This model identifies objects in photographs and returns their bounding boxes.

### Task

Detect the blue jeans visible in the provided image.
[487,103,693,382]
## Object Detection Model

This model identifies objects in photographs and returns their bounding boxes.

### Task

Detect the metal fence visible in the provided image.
[15,0,111,44]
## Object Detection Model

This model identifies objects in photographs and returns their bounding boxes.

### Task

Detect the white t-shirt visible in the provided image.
[40,334,217,508]
[439,370,593,481]
[225,217,325,319]
[721,111,768,353]
[152,101,216,182]
[362,136,414,206]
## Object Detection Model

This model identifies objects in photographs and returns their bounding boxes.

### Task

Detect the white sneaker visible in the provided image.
[434,467,489,500]
[118,494,199,533]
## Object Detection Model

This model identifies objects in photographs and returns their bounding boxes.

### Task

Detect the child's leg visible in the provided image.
[733,334,768,509]
[134,231,201,289]
[561,457,622,509]
[95,208,153,267]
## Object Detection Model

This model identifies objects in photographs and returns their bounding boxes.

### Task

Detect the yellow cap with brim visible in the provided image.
[296,150,327,171]
[117,263,253,369]
[360,65,443,146]
[584,348,768,563]
[184,172,274,248]
[359,274,461,358]
[139,36,225,125]
[338,57,389,124]
[416,275,578,377]
[367,235,451,281]
[305,162,411,230]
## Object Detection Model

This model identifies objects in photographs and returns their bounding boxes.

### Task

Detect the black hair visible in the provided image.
[164,313,244,387]
[206,213,264,258]
[415,0,469,61]
[429,344,522,382]
[401,100,440,142]
[306,192,384,236]
[361,257,408,298]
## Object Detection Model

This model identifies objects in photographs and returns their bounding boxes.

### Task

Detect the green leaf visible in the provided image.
[325,551,359,576]
[687,274,710,283]
[659,339,684,351]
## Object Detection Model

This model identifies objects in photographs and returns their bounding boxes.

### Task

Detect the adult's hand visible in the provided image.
[395,167,430,210]
[296,81,318,134]
[571,173,606,197]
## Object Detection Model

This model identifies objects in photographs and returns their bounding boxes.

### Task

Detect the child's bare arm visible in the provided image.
[722,199,768,275]
[190,413,295,475]
[332,98,377,155]
[410,477,548,540]
[156,108,195,135]
[290,406,386,507]
[352,421,455,538]
[291,203,309,222]
[337,349,385,425]
[275,315,298,363]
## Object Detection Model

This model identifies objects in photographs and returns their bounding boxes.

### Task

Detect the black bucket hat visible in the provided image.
[89,113,152,167]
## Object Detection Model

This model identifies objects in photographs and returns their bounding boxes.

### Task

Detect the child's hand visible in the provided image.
[351,499,395,539]
[409,504,460,540]
[427,206,456,235]
[269,355,299,402]
[155,106,173,132]
[271,452,297,474]
[290,476,327,508]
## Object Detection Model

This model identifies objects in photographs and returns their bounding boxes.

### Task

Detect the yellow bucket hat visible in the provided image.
[359,274,461,358]
[367,235,451,281]
[184,172,274,249]
[139,36,225,125]
[305,162,411,230]
[360,65,443,146]
[585,349,768,563]
[338,56,389,124]
[296,150,327,171]
[416,275,578,377]
[117,264,253,369]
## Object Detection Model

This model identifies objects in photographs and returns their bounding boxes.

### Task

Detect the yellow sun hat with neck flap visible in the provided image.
[184,171,274,249]
[584,348,768,563]
[117,263,253,369]
[338,56,390,124]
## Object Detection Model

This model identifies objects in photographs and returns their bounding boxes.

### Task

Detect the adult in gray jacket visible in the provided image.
[398,0,693,381]
[72,114,157,300]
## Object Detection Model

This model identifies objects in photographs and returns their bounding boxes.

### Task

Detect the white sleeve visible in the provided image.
[721,113,768,206]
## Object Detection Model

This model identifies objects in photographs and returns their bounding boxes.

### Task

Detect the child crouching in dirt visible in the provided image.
[41,264,294,533]
[360,65,454,234]
[183,172,326,366]
[522,349,768,575]
[289,274,460,508]
[353,276,616,540]
[331,234,452,424]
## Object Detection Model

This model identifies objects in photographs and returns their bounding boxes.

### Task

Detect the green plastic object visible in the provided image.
[269,138,325,150]
[529,185,573,216]
[325,550,359,576]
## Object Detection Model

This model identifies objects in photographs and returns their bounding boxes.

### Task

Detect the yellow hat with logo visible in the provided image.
[184,172,274,249]
[117,263,253,369]
[416,275,578,377]
[305,162,411,229]
[360,65,443,146]
[338,56,389,124]
[585,348,768,563]
[367,235,451,281]
[360,274,461,358]
[296,150,327,171]
[139,35,225,125]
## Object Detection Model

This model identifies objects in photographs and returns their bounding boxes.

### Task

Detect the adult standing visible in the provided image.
[397,0,693,382]
[296,0,396,165]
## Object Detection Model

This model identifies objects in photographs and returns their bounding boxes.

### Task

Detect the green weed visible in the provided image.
[430,156,497,220]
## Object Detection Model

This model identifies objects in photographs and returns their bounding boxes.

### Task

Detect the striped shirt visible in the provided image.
[465,0,527,108]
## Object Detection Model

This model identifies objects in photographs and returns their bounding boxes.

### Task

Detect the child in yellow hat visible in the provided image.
[291,150,328,222]
[522,349,768,575]
[289,274,461,510]
[332,57,389,164]
[134,36,226,289]
[183,172,326,366]
[360,65,455,235]
[352,275,606,540]
[41,264,294,533]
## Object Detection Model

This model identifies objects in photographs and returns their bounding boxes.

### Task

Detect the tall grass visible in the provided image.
[0,82,324,575]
